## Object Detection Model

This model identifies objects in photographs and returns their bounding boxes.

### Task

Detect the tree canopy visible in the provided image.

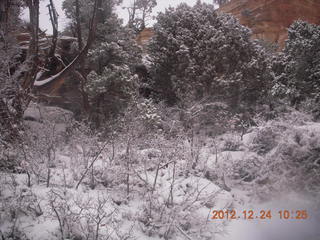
[148,2,271,107]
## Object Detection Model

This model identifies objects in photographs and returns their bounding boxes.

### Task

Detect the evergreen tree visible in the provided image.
[149,2,271,107]
[63,0,142,126]
[273,21,320,108]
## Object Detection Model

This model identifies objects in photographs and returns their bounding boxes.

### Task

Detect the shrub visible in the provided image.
[249,125,282,155]
[246,112,320,199]
[149,2,272,106]
[272,21,320,117]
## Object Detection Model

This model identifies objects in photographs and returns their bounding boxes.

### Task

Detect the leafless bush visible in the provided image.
[0,174,42,239]
[231,155,262,183]
[138,176,223,239]
[219,133,242,151]
[248,123,285,155]
[67,122,100,178]
[256,126,320,198]
[17,119,62,187]
[48,189,123,240]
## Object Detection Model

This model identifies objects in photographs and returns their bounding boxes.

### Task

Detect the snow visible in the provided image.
[23,103,73,123]
[139,148,162,159]
[242,131,257,146]
[59,36,77,41]
[23,104,42,121]
[3,103,320,239]
[216,151,248,163]
[33,74,57,87]
[218,192,320,240]
[296,122,320,132]
[35,70,45,82]
[23,219,59,240]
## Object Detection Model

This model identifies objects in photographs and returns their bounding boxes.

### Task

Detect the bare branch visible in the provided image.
[75,141,108,190]
[47,0,58,59]
[33,0,101,88]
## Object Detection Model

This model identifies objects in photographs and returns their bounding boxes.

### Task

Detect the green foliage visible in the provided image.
[273,21,320,114]
[86,64,137,117]
[87,65,133,96]
[63,0,143,125]
[62,0,125,47]
[148,2,272,107]
[136,99,162,130]
[86,27,142,125]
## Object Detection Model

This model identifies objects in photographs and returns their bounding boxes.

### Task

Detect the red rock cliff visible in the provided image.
[219,0,320,47]
[136,28,154,49]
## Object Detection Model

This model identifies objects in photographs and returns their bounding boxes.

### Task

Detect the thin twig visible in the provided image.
[176,225,193,240]
[75,141,108,189]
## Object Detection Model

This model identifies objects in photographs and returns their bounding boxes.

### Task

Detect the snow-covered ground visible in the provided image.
[1,106,319,239]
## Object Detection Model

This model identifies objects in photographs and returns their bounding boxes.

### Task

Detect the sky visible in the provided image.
[22,0,215,34]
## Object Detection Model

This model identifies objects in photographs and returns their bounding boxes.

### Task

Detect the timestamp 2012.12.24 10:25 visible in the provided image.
[211,210,309,220]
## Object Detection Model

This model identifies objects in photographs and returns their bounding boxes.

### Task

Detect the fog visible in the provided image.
[219,192,320,240]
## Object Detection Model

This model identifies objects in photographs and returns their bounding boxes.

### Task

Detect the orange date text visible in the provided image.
[211,210,309,220]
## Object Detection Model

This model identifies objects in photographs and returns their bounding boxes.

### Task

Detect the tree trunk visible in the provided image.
[23,0,40,91]
[47,0,58,60]
[75,0,83,51]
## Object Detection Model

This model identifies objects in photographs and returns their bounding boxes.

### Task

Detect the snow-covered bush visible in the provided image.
[85,27,142,127]
[19,120,65,187]
[248,124,283,155]
[136,99,163,131]
[63,0,142,126]
[219,133,242,151]
[138,175,232,239]
[47,189,123,240]
[65,121,104,189]
[272,21,320,118]
[237,110,320,199]
[12,104,75,187]
[0,175,42,239]
[230,154,262,182]
[0,0,24,145]
[149,2,272,106]
[259,125,320,197]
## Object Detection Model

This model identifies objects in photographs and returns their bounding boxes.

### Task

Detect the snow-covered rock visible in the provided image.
[23,103,73,124]
[23,104,42,122]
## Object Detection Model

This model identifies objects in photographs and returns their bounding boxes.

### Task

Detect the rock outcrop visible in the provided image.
[136,28,154,49]
[136,1,320,48]
[14,29,82,111]
[219,0,320,47]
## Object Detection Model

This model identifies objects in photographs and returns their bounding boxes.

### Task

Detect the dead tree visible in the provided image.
[73,0,89,113]
[22,0,40,90]
[34,0,102,113]
[47,0,59,60]
[74,0,83,51]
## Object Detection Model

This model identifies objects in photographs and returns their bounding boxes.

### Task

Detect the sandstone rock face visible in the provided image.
[14,30,81,108]
[136,1,320,48]
[219,0,320,47]
[136,28,154,47]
